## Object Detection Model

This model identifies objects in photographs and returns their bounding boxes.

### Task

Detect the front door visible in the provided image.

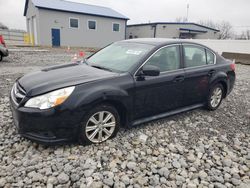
[51,29,60,47]
[134,45,185,120]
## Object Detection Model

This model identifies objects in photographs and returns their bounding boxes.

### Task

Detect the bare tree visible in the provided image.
[175,17,188,22]
[245,30,250,40]
[198,20,234,39]
[238,30,250,40]
[216,21,234,39]
[0,22,8,30]
[198,20,217,29]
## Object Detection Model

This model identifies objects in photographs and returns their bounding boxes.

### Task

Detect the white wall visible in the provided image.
[186,39,250,54]
[38,9,126,47]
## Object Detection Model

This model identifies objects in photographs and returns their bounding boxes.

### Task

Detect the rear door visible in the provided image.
[182,44,216,106]
[134,45,185,119]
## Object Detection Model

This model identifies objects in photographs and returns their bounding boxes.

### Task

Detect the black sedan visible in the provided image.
[10,39,235,145]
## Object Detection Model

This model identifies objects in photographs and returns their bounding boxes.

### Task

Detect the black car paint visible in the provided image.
[10,39,235,144]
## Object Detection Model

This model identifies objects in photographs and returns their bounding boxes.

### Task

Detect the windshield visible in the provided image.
[87,42,154,72]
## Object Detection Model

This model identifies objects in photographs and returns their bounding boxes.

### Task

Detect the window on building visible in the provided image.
[113,23,120,32]
[88,20,96,30]
[184,45,206,68]
[69,18,79,28]
[145,46,181,72]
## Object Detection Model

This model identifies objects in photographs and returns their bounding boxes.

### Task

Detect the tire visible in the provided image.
[78,104,120,145]
[0,53,2,62]
[206,83,224,111]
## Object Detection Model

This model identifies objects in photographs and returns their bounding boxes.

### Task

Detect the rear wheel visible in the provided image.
[206,83,224,111]
[79,104,120,145]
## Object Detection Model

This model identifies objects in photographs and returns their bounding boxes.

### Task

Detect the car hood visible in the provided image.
[18,63,119,97]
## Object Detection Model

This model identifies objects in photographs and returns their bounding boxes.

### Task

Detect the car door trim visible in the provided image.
[134,44,182,78]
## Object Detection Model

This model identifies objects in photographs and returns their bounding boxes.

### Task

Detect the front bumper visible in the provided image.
[10,94,83,145]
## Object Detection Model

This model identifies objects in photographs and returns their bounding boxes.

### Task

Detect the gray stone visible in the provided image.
[0,178,6,187]
[172,160,181,168]
[223,158,232,167]
[138,133,148,143]
[231,178,241,186]
[199,170,208,180]
[149,175,160,186]
[187,154,196,162]
[104,178,114,186]
[84,169,94,177]
[158,167,170,178]
[121,175,130,185]
[47,183,53,188]
[187,182,197,188]
[57,172,69,184]
[47,176,57,185]
[127,161,137,170]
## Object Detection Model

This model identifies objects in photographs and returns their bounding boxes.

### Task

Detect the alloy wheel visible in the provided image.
[210,87,223,108]
[85,111,116,143]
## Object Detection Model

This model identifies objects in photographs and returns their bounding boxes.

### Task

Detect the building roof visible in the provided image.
[24,0,129,20]
[127,22,220,32]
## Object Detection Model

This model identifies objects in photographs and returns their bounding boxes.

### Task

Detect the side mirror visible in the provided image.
[141,65,160,76]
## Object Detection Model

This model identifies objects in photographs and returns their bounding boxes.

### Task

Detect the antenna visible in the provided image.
[186,3,189,22]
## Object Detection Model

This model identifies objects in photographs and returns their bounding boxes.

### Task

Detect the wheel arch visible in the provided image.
[93,99,129,128]
[210,72,228,98]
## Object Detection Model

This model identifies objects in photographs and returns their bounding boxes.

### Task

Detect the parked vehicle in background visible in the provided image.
[0,35,9,61]
[10,38,236,145]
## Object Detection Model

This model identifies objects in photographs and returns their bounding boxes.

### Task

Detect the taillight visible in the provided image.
[230,63,236,71]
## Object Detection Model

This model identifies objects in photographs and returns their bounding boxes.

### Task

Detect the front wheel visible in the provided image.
[206,83,224,111]
[79,104,120,145]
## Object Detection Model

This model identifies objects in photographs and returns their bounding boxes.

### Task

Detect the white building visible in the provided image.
[24,0,129,47]
[127,22,220,40]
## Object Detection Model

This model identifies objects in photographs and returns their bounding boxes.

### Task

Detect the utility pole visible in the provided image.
[186,3,189,22]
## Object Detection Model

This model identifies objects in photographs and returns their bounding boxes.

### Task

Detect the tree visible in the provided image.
[216,21,234,39]
[198,20,234,39]
[198,20,217,29]
[175,17,188,23]
[238,30,250,40]
[0,22,8,30]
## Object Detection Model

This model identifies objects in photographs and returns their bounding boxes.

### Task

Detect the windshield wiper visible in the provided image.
[91,65,113,72]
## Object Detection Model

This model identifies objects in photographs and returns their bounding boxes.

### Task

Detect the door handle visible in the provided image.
[208,70,216,76]
[173,75,185,83]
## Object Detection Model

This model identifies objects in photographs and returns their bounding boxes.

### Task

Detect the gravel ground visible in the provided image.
[0,48,249,188]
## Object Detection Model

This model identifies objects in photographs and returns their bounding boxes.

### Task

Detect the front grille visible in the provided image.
[11,82,26,105]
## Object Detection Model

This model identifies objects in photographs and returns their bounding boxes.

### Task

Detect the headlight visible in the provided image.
[25,86,75,110]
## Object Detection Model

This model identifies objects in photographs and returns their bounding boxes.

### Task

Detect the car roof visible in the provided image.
[121,38,207,47]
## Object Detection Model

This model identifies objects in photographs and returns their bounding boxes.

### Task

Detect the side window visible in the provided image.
[69,18,79,28]
[184,46,206,68]
[88,20,96,30]
[145,46,180,72]
[206,50,215,64]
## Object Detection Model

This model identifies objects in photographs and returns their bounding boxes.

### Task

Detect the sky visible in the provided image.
[0,0,250,34]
